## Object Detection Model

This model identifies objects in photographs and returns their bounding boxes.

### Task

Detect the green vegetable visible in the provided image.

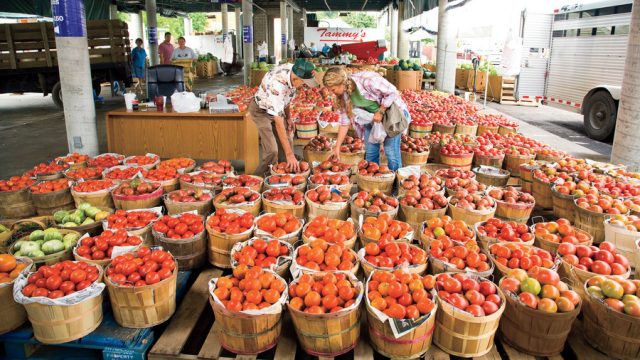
[29,250,45,258]
[43,228,62,241]
[63,222,78,227]
[20,242,40,255]
[81,218,95,226]
[13,251,21,257]
[63,232,80,244]
[13,240,25,250]
[29,230,45,241]
[85,206,101,219]
[0,224,8,233]
[73,209,86,223]
[54,210,69,224]
[41,239,64,255]
[63,236,77,250]
[78,203,92,211]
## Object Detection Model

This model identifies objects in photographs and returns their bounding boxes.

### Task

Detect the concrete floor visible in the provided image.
[0,78,613,179]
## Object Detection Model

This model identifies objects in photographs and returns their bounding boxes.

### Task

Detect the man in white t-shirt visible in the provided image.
[257,41,268,62]
[171,37,196,61]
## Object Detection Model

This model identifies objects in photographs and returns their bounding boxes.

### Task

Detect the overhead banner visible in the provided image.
[304,27,384,46]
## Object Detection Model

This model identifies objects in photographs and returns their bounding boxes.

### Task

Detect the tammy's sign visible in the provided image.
[304,27,384,45]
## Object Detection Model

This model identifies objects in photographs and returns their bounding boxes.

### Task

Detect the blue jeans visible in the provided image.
[363,124,402,171]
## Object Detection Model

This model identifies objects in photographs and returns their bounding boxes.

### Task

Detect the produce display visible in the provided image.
[488,187,535,205]
[288,272,358,314]
[319,111,340,123]
[53,203,110,227]
[488,243,555,270]
[222,174,261,188]
[312,159,351,174]
[180,172,223,187]
[199,160,233,174]
[30,179,69,194]
[27,162,69,176]
[255,213,301,238]
[76,229,143,260]
[22,261,100,298]
[0,175,35,192]
[422,216,475,243]
[477,218,535,243]
[445,178,486,194]
[213,266,285,311]
[351,191,399,213]
[265,174,306,186]
[232,238,289,268]
[295,240,356,271]
[559,241,630,275]
[214,187,260,204]
[303,216,356,245]
[87,153,123,168]
[141,167,180,181]
[361,239,426,268]
[166,188,212,203]
[449,190,496,211]
[585,276,640,317]
[104,167,141,181]
[206,209,254,234]
[361,213,413,242]
[263,187,304,204]
[0,254,28,284]
[106,209,159,230]
[152,213,205,239]
[157,158,195,171]
[225,86,257,111]
[429,273,502,317]
[401,135,430,153]
[440,143,474,156]
[309,173,350,187]
[306,186,349,204]
[106,247,176,286]
[400,174,444,193]
[576,193,629,214]
[500,269,580,312]
[435,168,475,181]
[13,228,79,258]
[339,136,365,153]
[429,237,491,272]
[367,270,436,319]
[304,136,333,152]
[56,153,90,165]
[532,218,593,244]
[112,180,161,196]
[272,161,310,174]
[123,155,159,167]
[64,167,104,180]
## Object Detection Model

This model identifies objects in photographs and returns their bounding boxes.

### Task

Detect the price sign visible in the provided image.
[51,0,87,37]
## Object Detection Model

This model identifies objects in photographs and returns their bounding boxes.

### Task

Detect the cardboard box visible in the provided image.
[250,69,269,87]
[395,71,422,91]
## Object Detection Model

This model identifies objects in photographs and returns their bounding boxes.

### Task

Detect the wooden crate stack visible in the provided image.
[0,20,130,70]
[486,76,517,104]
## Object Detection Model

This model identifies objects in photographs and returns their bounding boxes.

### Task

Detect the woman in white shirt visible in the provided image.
[258,41,268,62]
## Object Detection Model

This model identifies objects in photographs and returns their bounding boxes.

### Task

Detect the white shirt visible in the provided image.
[288,39,295,51]
[171,46,196,60]
[258,42,268,57]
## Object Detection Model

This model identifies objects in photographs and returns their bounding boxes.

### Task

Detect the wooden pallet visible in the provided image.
[485,76,517,104]
[149,266,612,360]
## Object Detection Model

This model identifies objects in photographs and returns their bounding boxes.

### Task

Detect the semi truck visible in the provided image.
[0,19,132,107]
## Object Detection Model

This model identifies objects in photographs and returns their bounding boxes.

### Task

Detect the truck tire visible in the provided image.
[583,90,617,141]
[52,82,63,108]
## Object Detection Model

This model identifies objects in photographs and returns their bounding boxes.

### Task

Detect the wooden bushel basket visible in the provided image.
[573,200,608,244]
[498,125,518,136]
[305,196,349,221]
[262,198,305,218]
[472,166,510,187]
[409,123,432,138]
[439,153,474,171]
[31,187,75,215]
[582,282,640,360]
[230,238,294,278]
[153,228,207,271]
[455,123,478,135]
[499,285,581,356]
[356,173,396,195]
[366,296,437,359]
[433,277,506,357]
[303,148,331,164]
[604,218,639,262]
[0,258,32,335]
[448,203,496,227]
[531,175,553,209]
[106,265,177,328]
[11,229,80,267]
[163,193,213,216]
[153,177,179,194]
[296,123,318,140]
[112,187,164,210]
[206,217,253,269]
[477,124,498,135]
[429,245,494,278]
[350,203,399,223]
[210,272,287,354]
[494,199,535,224]
[213,197,262,217]
[473,153,505,168]
[339,151,365,173]
[433,123,455,134]
[561,258,630,297]
[358,245,427,278]
[399,203,447,233]
[504,153,535,177]
[401,150,430,166]
[289,272,362,357]
[550,184,576,223]
[71,185,117,211]
[0,186,36,219]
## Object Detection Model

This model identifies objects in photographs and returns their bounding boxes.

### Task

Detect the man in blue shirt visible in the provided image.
[131,38,147,80]
[321,43,331,57]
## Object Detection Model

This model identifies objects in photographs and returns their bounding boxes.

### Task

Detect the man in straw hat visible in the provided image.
[249,59,319,176]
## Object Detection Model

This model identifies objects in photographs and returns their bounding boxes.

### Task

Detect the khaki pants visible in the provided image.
[248,100,293,177]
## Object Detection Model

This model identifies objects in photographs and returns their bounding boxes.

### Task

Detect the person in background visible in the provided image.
[322,67,411,171]
[288,38,296,59]
[258,40,269,63]
[321,43,331,57]
[158,32,174,65]
[309,42,317,56]
[171,37,196,61]
[131,38,147,82]
[250,59,318,176]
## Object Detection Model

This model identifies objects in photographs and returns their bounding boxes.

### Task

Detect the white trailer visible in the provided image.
[544,0,632,140]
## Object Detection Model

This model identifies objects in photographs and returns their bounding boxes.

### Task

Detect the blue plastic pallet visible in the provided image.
[0,271,192,360]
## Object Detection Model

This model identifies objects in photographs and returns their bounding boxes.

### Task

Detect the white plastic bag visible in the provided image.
[171,92,201,113]
[353,108,374,126]
[369,122,386,144]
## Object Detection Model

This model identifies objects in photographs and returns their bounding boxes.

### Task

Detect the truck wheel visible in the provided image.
[583,91,617,141]
[52,82,63,108]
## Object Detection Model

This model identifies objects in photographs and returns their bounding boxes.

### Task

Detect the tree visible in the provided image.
[143,13,184,37]
[117,12,130,22]
[344,13,377,28]
[189,13,208,33]
[316,11,339,19]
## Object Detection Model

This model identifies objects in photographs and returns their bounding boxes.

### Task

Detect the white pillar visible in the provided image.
[183,17,192,36]
[390,6,398,57]
[235,7,242,57]
[51,0,99,156]
[146,0,158,66]
[137,11,144,41]
[280,2,288,60]
[242,0,254,85]
[129,12,143,42]
[397,1,410,59]
[288,5,294,56]
[302,8,307,29]
[109,4,118,20]
[221,3,229,37]
[435,0,455,93]
[611,0,640,170]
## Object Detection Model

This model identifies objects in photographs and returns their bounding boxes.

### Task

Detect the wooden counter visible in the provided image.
[106,108,259,174]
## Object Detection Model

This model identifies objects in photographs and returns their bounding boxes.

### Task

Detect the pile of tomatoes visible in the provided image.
[0,254,28,283]
[88,153,123,168]
[106,210,159,230]
[367,270,436,319]
[559,241,630,275]
[431,273,502,317]
[113,180,160,196]
[303,216,356,245]
[213,266,286,311]
[206,209,254,234]
[104,166,141,181]
[28,162,69,176]
[198,160,233,174]
[124,155,158,167]
[288,272,359,314]
[360,213,413,242]
[152,213,205,239]
[0,176,36,192]
[107,247,175,287]
[158,158,195,171]
[476,218,535,243]
[30,179,69,194]
[306,186,349,205]
[362,239,427,269]
[64,167,104,180]
[262,187,304,205]
[422,216,475,244]
[295,240,356,272]
[72,179,116,193]
[232,238,290,269]
[76,230,143,260]
[489,243,555,271]
[222,174,262,188]
[141,167,180,181]
[180,172,223,187]
[22,261,100,298]
[500,268,580,313]
[351,191,399,213]
[255,213,301,238]
[532,218,592,244]
[215,187,260,205]
[429,238,491,273]
[56,153,89,165]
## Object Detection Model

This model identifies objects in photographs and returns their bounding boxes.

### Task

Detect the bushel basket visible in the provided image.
[0,257,32,335]
[112,187,164,210]
[152,226,207,270]
[206,214,254,268]
[356,173,395,195]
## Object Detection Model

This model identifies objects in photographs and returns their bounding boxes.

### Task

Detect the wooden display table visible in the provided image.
[106,108,259,174]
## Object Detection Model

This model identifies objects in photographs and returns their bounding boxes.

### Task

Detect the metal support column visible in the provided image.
[51,0,98,155]
[288,5,294,57]
[242,0,254,85]
[390,6,398,57]
[183,17,192,36]
[146,0,158,66]
[397,0,410,59]
[221,3,229,37]
[109,4,118,19]
[280,1,287,61]
[235,7,242,57]
[435,0,455,93]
